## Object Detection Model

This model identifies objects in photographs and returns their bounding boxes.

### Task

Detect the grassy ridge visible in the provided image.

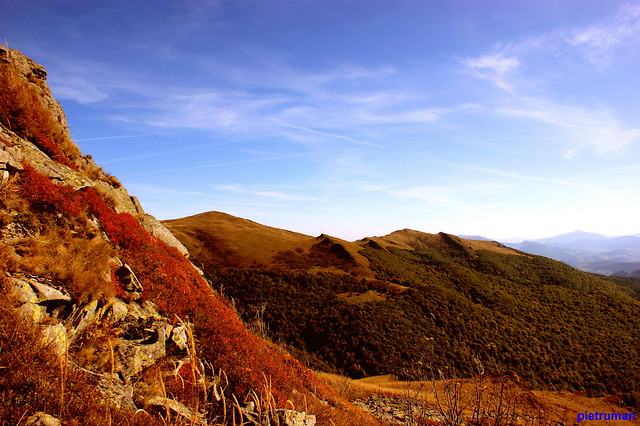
[202,239,640,409]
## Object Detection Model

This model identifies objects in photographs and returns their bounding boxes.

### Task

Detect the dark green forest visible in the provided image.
[206,244,640,409]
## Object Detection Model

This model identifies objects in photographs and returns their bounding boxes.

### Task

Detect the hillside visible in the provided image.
[0,47,376,425]
[165,211,640,414]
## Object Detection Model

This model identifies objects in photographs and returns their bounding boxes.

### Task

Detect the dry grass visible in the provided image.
[163,211,374,276]
[319,372,639,426]
[366,229,522,257]
[0,286,158,425]
[0,61,80,167]
[16,229,116,303]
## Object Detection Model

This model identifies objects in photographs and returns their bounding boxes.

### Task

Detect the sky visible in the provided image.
[1,0,639,241]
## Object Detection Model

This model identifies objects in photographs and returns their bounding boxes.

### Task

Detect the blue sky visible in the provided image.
[2,0,639,240]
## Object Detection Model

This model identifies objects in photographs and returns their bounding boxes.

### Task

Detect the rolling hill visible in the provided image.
[164,212,640,413]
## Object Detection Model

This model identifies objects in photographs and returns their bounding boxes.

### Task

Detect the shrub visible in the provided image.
[0,61,79,168]
[20,163,83,218]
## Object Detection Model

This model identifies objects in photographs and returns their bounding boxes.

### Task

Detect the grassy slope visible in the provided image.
[165,211,640,411]
[1,52,378,425]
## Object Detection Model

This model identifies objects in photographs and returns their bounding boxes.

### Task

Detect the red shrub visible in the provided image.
[20,163,83,217]
[0,62,78,168]
[16,167,329,405]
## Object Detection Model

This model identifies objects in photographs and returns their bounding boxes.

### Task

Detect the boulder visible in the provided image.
[114,264,143,293]
[29,280,71,302]
[25,412,61,426]
[144,396,206,425]
[117,318,170,377]
[139,214,189,257]
[109,298,129,323]
[283,409,317,426]
[40,323,68,358]
[97,373,137,411]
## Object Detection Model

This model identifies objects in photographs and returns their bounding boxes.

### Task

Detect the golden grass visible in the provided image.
[16,229,116,303]
[163,211,375,277]
[319,372,640,426]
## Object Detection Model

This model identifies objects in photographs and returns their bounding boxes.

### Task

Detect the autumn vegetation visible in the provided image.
[168,213,640,414]
[1,49,375,425]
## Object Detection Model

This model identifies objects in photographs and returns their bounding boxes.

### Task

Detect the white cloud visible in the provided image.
[214,184,314,200]
[496,98,640,155]
[569,3,640,58]
[465,54,520,91]
[49,76,108,104]
[462,4,640,155]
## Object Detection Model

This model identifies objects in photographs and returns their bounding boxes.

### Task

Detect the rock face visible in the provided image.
[0,48,356,426]
[0,48,201,422]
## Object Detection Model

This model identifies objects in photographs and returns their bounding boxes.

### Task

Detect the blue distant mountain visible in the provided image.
[502,231,640,277]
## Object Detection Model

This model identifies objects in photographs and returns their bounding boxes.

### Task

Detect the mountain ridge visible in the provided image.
[503,230,640,277]
[164,210,640,413]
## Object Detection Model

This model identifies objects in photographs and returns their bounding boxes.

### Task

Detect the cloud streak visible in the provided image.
[462,3,640,155]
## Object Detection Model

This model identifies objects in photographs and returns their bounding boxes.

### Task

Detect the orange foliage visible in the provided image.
[17,165,329,405]
[0,62,79,168]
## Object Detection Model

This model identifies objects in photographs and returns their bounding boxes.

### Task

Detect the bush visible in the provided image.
[0,61,79,168]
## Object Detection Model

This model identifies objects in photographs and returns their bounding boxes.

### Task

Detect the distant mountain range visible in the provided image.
[492,230,640,278]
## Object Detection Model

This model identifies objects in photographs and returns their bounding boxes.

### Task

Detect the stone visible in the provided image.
[144,396,206,425]
[17,302,47,323]
[28,280,71,302]
[40,323,68,357]
[8,278,39,303]
[115,264,143,293]
[283,409,317,426]
[169,324,189,351]
[97,373,137,411]
[72,299,101,335]
[25,412,61,426]
[139,214,190,257]
[117,318,170,377]
[109,299,129,323]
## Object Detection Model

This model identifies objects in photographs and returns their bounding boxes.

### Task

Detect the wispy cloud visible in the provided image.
[465,54,520,91]
[444,161,596,190]
[277,123,382,147]
[462,3,640,155]
[75,132,178,143]
[214,184,315,200]
[121,152,309,177]
[495,99,640,156]
[568,3,640,63]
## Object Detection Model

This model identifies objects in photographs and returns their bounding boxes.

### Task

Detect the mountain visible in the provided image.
[506,231,640,277]
[533,230,611,245]
[165,211,640,412]
[0,47,374,425]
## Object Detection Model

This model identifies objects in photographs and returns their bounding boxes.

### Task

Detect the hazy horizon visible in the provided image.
[2,0,639,241]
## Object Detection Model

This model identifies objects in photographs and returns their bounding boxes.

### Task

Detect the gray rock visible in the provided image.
[28,280,71,302]
[98,374,137,411]
[140,214,189,257]
[25,412,61,426]
[109,299,129,323]
[169,324,189,351]
[283,409,317,426]
[40,323,68,357]
[144,396,206,425]
[115,264,143,293]
[8,278,39,303]
[117,318,170,377]
[71,299,101,335]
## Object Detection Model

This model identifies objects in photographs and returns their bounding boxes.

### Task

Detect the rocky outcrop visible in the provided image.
[0,47,354,426]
